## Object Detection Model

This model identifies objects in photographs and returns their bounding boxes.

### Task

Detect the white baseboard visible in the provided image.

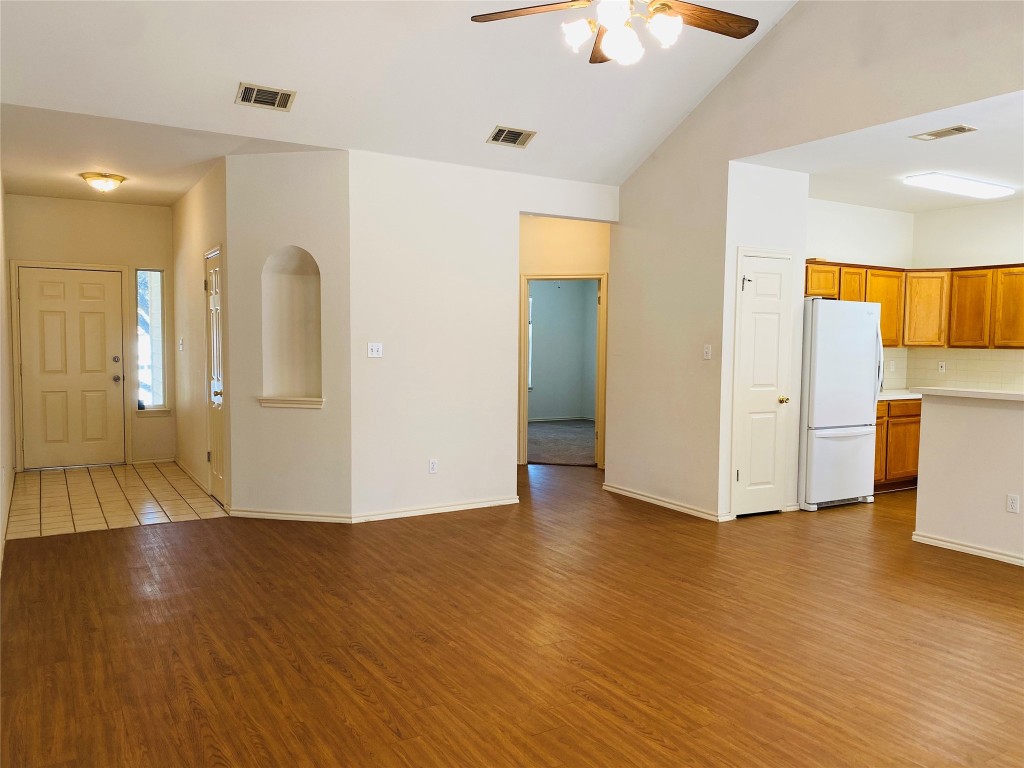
[174,460,211,494]
[602,483,732,522]
[783,504,801,512]
[230,496,520,526]
[912,532,1023,567]
[351,496,520,524]
[230,508,351,524]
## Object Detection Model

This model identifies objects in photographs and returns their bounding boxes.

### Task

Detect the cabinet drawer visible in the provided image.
[887,400,921,418]
[876,401,888,419]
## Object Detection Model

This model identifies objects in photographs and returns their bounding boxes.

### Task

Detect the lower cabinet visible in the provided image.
[876,399,921,486]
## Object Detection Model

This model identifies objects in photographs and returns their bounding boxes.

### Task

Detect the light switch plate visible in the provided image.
[368,342,383,358]
[703,344,712,361]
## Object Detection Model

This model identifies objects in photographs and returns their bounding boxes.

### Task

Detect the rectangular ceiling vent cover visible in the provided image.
[235,82,296,112]
[487,126,536,148]
[909,124,976,141]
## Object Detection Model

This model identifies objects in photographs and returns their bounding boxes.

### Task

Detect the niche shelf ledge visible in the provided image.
[258,396,324,409]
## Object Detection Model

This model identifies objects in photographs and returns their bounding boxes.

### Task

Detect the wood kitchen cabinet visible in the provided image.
[903,270,950,346]
[949,269,993,347]
[993,266,1024,348]
[806,263,840,298]
[840,267,867,302]
[875,399,921,486]
[866,269,905,347]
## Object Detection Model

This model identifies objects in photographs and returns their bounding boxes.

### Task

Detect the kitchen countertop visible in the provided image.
[910,387,1024,402]
[878,389,922,401]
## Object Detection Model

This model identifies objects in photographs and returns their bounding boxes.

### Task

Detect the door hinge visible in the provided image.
[736,470,739,482]
[207,451,212,462]
[597,293,601,305]
[204,279,208,292]
[741,276,751,292]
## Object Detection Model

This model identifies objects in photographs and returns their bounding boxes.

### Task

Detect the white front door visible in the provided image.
[206,250,226,503]
[731,253,793,515]
[19,267,125,468]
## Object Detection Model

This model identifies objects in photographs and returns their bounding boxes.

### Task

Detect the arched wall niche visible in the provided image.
[259,245,324,408]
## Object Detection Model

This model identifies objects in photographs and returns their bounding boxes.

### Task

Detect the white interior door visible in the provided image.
[19,267,125,468]
[206,249,226,503]
[731,253,793,515]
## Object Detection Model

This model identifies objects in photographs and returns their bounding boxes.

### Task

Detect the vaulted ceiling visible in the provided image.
[1,0,795,194]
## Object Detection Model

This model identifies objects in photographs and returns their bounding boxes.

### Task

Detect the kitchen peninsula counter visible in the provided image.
[910,388,1024,565]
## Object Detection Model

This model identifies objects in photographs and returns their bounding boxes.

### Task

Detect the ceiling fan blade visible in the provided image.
[471,1,591,23]
[654,1,759,39]
[589,25,611,64]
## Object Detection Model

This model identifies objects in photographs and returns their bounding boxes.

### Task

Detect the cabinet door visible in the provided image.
[866,269,905,347]
[949,269,993,347]
[885,417,920,481]
[840,267,867,302]
[903,271,950,346]
[993,266,1024,348]
[874,418,887,483]
[806,264,840,298]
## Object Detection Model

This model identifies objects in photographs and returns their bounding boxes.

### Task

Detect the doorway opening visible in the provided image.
[519,277,605,467]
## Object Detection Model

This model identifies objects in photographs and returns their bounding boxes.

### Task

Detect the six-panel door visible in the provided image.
[19,267,125,468]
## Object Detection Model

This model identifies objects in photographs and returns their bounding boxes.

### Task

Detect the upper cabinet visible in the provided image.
[865,269,905,347]
[993,267,1024,348]
[903,271,950,346]
[949,269,993,347]
[839,267,867,302]
[806,264,840,298]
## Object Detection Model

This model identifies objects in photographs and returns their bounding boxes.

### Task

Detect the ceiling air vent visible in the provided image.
[235,82,296,112]
[487,125,536,148]
[909,124,977,141]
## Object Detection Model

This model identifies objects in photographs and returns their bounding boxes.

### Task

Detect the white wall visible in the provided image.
[225,151,350,519]
[719,162,809,516]
[528,280,597,421]
[348,151,616,521]
[607,0,1022,518]
[914,394,1024,565]
[172,161,225,488]
[912,198,1024,268]
[4,194,176,462]
[806,199,915,267]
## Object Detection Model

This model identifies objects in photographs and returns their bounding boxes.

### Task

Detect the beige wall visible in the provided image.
[912,198,1024,268]
[225,151,350,519]
[519,215,610,275]
[606,0,1023,517]
[171,161,226,489]
[3,194,176,462]
[0,186,11,568]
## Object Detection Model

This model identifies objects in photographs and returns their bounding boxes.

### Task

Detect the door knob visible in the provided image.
[213,390,223,397]
[778,396,790,404]
[113,375,122,383]
[112,355,120,363]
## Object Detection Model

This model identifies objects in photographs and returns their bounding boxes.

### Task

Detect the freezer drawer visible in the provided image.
[804,426,876,504]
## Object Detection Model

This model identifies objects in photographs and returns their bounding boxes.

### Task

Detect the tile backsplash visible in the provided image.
[905,347,1024,392]
[881,347,908,391]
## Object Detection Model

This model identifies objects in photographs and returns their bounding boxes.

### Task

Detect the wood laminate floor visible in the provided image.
[2,467,1022,767]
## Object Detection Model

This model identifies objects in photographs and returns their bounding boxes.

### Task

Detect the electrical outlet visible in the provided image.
[938,361,946,373]
[703,344,712,361]
[428,458,438,475]
[889,360,895,372]
[367,342,383,358]
[1008,494,1020,513]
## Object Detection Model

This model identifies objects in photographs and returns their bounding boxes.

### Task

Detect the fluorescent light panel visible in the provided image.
[903,172,1014,200]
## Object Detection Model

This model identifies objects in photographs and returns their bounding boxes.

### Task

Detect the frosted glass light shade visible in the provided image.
[648,11,683,48]
[602,23,644,65]
[595,0,631,29]
[561,18,593,52]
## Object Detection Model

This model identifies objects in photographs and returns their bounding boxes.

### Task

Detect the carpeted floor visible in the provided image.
[527,419,596,466]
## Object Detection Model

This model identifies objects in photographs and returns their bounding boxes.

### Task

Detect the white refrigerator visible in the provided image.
[798,298,883,511]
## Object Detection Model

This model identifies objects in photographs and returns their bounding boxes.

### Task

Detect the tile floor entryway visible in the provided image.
[5,462,226,539]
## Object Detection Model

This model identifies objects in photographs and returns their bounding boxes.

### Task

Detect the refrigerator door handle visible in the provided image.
[875,323,884,402]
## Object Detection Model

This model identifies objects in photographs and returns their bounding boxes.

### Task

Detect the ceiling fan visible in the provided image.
[472,0,758,65]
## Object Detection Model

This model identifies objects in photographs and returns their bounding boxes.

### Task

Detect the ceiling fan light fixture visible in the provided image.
[595,0,631,29]
[602,23,644,65]
[648,10,683,48]
[79,172,125,192]
[561,18,594,53]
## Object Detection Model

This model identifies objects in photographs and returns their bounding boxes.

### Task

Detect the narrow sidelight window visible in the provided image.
[137,270,165,408]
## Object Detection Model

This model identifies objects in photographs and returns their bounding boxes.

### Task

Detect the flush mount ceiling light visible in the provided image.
[903,172,1014,200]
[472,0,758,66]
[80,172,125,192]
